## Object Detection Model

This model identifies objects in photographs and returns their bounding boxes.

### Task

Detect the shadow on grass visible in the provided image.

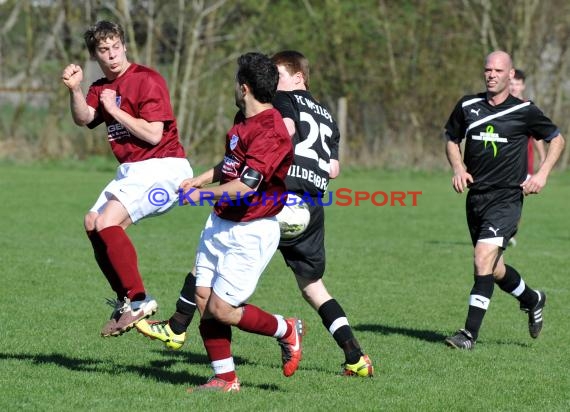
[0,351,279,391]
[481,339,531,348]
[354,324,447,343]
[353,324,533,348]
[425,240,472,246]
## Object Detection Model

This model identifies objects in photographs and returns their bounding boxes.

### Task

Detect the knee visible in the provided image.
[492,261,506,280]
[473,258,490,276]
[473,251,497,275]
[207,296,236,325]
[297,277,316,301]
[298,278,331,308]
[209,305,234,325]
[94,214,109,231]
[84,212,98,232]
[195,293,208,316]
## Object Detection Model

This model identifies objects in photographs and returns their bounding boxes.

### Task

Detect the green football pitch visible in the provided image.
[0,162,568,411]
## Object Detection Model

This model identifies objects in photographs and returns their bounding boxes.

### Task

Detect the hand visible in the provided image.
[100,89,119,115]
[179,177,203,191]
[61,64,83,90]
[451,170,473,193]
[178,186,201,205]
[179,178,204,205]
[521,172,547,196]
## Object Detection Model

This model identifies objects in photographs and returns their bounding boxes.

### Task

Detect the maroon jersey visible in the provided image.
[85,63,186,163]
[214,108,293,222]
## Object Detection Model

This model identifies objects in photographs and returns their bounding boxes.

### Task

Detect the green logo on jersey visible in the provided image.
[472,124,508,158]
[483,125,498,157]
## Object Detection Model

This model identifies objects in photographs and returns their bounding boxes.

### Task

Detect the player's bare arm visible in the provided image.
[99,88,164,145]
[446,140,473,193]
[179,178,251,206]
[329,159,340,179]
[179,161,223,204]
[179,174,210,201]
[533,138,547,166]
[204,178,253,201]
[62,63,96,126]
[282,117,296,137]
[522,134,565,195]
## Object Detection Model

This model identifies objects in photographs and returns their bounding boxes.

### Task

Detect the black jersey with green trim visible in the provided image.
[445,93,559,191]
[273,90,340,197]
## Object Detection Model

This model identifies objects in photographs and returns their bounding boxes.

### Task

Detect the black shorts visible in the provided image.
[466,188,523,249]
[278,202,325,279]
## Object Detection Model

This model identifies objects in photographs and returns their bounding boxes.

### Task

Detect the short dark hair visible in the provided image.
[271,50,310,89]
[84,21,125,56]
[513,68,526,81]
[236,52,278,103]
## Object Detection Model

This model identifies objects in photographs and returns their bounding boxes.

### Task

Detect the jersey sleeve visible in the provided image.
[273,91,298,122]
[444,99,467,143]
[526,104,560,142]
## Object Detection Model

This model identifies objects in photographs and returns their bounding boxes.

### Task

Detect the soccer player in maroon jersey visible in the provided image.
[444,50,565,349]
[61,21,193,337]
[155,52,298,393]
[136,51,373,379]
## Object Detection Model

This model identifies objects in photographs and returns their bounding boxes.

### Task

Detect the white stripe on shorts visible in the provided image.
[479,237,504,247]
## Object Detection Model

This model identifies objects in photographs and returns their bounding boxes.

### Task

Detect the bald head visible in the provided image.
[485,51,513,70]
[484,50,514,103]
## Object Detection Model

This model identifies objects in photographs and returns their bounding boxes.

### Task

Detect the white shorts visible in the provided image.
[195,212,280,306]
[90,157,193,223]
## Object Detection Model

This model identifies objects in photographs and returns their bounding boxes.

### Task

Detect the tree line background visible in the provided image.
[1,0,569,170]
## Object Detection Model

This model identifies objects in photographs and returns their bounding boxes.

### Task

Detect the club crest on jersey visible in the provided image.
[222,154,239,178]
[229,134,239,151]
[115,96,122,107]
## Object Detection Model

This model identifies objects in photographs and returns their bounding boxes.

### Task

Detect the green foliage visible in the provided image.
[0,163,568,410]
[1,1,569,169]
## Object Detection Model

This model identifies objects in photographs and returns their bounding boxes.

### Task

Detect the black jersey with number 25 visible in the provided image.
[273,90,340,197]
[445,93,559,192]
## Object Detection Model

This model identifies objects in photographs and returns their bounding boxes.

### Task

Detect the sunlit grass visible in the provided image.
[0,162,568,411]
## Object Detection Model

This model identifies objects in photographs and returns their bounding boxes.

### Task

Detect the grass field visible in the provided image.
[0,161,568,411]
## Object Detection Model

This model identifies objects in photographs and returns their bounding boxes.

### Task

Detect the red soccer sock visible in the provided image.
[98,226,145,301]
[87,230,125,298]
[199,318,236,381]
[236,304,280,337]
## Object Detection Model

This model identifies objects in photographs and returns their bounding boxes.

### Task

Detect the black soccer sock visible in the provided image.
[318,299,363,364]
[495,265,539,308]
[169,271,197,335]
[464,274,495,341]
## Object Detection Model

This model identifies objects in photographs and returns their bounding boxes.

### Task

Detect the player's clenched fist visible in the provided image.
[61,64,83,89]
[99,89,118,114]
